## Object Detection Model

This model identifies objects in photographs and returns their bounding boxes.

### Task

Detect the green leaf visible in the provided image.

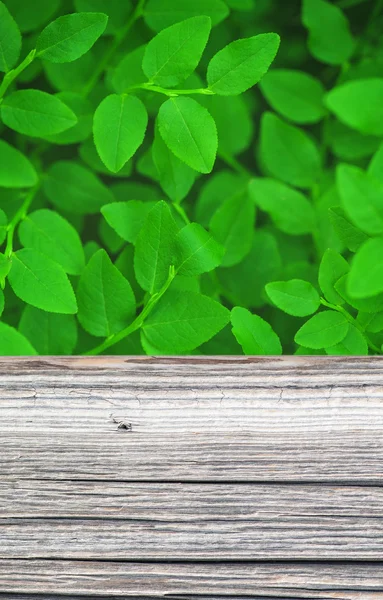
[335,275,383,314]
[218,230,281,309]
[0,208,7,245]
[158,97,217,173]
[134,201,179,293]
[36,12,108,63]
[231,306,282,354]
[18,209,85,275]
[79,138,132,177]
[43,161,114,214]
[209,187,255,266]
[207,33,280,95]
[328,120,380,162]
[142,16,211,87]
[249,177,315,235]
[260,112,321,188]
[302,0,354,65]
[93,94,148,173]
[152,129,195,203]
[326,324,368,355]
[318,248,349,305]
[204,94,253,156]
[174,222,225,276]
[326,79,383,137]
[266,279,320,317]
[19,306,78,354]
[111,45,146,93]
[347,238,383,299]
[260,69,326,124]
[4,0,60,33]
[8,248,77,314]
[143,290,230,352]
[328,206,369,253]
[0,140,38,188]
[0,288,4,318]
[0,0,21,72]
[101,201,156,244]
[369,142,383,184]
[1,89,78,137]
[0,322,37,355]
[144,0,229,31]
[336,164,383,235]
[196,171,247,226]
[77,249,135,337]
[45,92,93,145]
[295,310,349,349]
[74,0,132,36]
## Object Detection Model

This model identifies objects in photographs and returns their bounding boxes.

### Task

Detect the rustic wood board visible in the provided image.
[0,357,382,598]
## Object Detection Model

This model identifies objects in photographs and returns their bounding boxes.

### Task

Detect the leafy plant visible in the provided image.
[0,0,382,356]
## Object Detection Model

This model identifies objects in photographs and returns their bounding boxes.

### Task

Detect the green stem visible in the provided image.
[320,297,381,354]
[0,50,36,100]
[82,0,147,96]
[85,265,176,355]
[136,83,214,97]
[172,202,190,225]
[4,183,40,258]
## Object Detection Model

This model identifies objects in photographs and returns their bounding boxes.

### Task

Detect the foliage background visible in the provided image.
[0,0,382,356]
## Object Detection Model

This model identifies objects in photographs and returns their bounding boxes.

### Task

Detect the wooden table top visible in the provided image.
[0,356,382,599]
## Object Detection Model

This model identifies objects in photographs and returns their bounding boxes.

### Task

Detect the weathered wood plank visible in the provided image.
[1,356,382,482]
[0,561,382,599]
[1,481,382,560]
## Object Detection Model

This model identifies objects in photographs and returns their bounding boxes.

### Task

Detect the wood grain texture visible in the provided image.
[0,561,383,599]
[1,356,382,482]
[0,357,382,597]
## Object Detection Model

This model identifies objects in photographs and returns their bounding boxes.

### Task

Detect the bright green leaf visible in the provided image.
[0,141,38,189]
[302,0,355,65]
[142,16,211,87]
[0,322,37,355]
[43,161,114,214]
[347,238,383,299]
[209,187,255,266]
[0,0,21,72]
[336,164,383,235]
[19,306,78,354]
[101,201,156,244]
[249,177,315,234]
[326,79,383,136]
[152,129,195,203]
[174,222,225,276]
[260,69,326,124]
[143,290,230,352]
[1,89,77,137]
[93,94,148,173]
[18,209,85,275]
[260,112,321,188]
[134,201,179,293]
[207,33,280,95]
[158,97,217,173]
[295,310,349,349]
[77,249,135,337]
[328,206,369,253]
[326,324,368,355]
[231,306,282,354]
[36,12,108,63]
[318,248,349,305]
[266,279,320,317]
[8,248,77,314]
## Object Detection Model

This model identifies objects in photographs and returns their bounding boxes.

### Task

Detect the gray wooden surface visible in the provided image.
[0,356,382,598]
